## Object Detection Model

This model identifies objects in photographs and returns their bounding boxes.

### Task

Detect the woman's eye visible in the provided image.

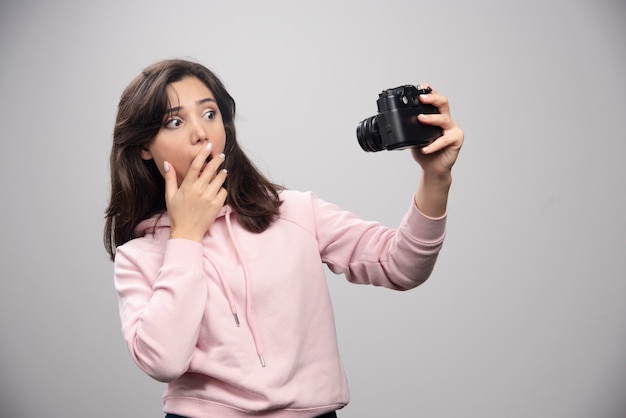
[164,118,182,128]
[203,110,216,120]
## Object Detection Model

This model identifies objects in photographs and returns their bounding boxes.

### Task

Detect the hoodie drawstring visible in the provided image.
[203,208,266,367]
[224,210,266,367]
[204,257,240,327]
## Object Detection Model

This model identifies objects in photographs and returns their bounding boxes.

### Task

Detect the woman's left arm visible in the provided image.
[411,85,464,218]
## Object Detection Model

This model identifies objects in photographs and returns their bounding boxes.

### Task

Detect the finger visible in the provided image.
[203,167,228,196]
[184,142,214,184]
[422,126,464,154]
[421,134,452,155]
[418,112,452,129]
[198,152,226,185]
[163,161,178,204]
[419,90,451,116]
[215,184,228,205]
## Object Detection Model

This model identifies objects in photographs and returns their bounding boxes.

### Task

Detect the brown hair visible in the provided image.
[104,59,282,260]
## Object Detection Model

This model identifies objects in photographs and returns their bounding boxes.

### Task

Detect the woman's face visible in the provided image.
[141,76,226,185]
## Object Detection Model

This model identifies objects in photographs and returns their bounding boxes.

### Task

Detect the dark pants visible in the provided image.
[165,412,337,418]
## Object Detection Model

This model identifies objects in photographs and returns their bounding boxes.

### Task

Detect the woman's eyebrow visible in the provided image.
[166,98,216,114]
[197,97,216,105]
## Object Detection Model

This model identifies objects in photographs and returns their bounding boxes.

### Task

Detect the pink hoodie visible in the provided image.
[114,190,446,417]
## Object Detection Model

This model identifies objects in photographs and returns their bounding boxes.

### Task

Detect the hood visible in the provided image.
[133,205,232,238]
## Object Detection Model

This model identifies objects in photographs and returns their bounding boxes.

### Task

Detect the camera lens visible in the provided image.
[356,116,383,152]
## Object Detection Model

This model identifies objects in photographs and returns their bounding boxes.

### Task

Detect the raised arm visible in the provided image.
[411,85,464,218]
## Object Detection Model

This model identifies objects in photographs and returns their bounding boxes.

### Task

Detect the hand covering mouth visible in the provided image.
[200,155,212,174]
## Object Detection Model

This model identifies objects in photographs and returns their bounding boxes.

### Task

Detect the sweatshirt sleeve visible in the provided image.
[312,194,446,290]
[114,238,207,382]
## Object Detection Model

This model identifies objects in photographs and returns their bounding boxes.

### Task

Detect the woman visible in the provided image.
[105,58,463,417]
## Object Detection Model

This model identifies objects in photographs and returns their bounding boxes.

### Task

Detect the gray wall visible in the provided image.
[1,1,624,417]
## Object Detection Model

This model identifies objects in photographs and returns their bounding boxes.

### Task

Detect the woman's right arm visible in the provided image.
[115,141,228,381]
[114,239,207,382]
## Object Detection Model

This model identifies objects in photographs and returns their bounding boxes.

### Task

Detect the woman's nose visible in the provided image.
[191,119,208,143]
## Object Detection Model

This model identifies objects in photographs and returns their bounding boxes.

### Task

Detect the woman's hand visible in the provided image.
[411,85,464,217]
[163,144,228,242]
[411,85,464,177]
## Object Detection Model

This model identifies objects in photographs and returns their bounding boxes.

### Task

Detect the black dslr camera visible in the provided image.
[356,85,442,152]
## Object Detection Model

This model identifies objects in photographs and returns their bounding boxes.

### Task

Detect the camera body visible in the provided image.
[357,85,443,152]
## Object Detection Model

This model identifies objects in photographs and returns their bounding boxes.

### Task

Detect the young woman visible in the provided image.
[105,59,463,418]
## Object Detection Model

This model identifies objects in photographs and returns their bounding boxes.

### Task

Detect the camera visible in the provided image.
[356,85,443,152]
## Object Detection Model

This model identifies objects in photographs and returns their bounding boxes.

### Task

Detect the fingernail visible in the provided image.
[205,142,213,151]
[422,146,430,153]
[222,168,228,174]
[164,161,170,172]
[219,153,225,159]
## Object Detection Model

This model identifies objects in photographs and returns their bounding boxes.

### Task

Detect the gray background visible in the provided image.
[1,0,625,417]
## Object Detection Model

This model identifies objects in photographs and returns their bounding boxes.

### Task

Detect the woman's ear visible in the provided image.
[140,147,153,160]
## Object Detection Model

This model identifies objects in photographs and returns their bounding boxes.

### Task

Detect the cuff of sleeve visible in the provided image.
[163,238,204,267]
[403,199,447,243]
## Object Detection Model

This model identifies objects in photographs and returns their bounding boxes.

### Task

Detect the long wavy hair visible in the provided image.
[104,59,282,260]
